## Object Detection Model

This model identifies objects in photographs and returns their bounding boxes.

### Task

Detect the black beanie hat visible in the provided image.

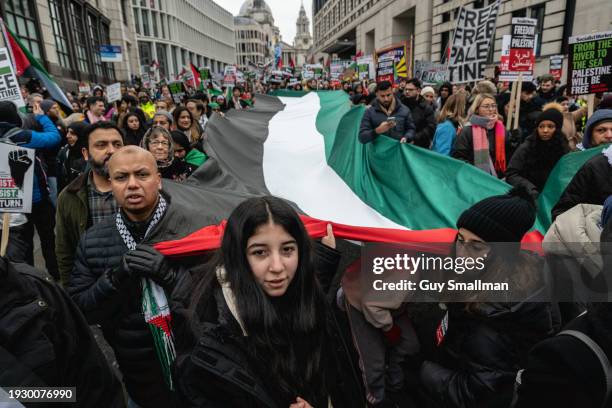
[0,101,23,127]
[536,108,564,130]
[456,186,536,242]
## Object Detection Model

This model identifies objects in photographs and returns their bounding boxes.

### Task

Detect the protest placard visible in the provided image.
[568,31,612,95]
[78,81,91,94]
[106,82,121,103]
[0,143,34,213]
[449,0,500,83]
[357,55,375,80]
[414,61,449,85]
[509,18,536,76]
[330,60,351,80]
[549,55,563,81]
[168,81,185,104]
[0,48,24,108]
[375,42,410,83]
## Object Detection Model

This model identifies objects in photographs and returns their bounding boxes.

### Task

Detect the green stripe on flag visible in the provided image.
[311,91,604,233]
[0,66,11,75]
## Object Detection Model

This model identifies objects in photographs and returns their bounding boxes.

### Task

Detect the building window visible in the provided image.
[138,41,152,67]
[156,43,167,78]
[142,9,150,36]
[440,30,450,61]
[48,0,71,70]
[87,13,103,78]
[121,0,128,25]
[133,7,141,34]
[100,22,115,81]
[2,0,43,59]
[69,2,89,74]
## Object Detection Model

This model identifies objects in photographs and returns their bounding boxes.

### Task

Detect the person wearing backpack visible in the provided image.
[514,216,612,408]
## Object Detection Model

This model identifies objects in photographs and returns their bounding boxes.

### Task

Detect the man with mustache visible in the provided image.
[56,121,125,285]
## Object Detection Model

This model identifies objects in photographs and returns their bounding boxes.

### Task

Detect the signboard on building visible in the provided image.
[568,31,612,95]
[106,82,122,103]
[0,143,34,213]
[549,55,564,81]
[100,45,122,62]
[414,60,449,85]
[508,17,536,76]
[0,48,25,108]
[448,0,500,83]
[375,42,411,84]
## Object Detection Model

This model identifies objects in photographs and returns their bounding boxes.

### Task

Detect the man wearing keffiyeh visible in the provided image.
[67,146,197,408]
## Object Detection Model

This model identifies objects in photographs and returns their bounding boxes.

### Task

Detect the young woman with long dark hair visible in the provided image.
[175,196,363,408]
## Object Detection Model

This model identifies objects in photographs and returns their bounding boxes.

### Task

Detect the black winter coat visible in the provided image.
[359,97,416,143]
[419,254,559,408]
[505,133,570,197]
[551,151,612,221]
[400,96,437,148]
[175,244,365,408]
[0,257,125,408]
[68,193,207,408]
[452,124,515,178]
[515,312,612,408]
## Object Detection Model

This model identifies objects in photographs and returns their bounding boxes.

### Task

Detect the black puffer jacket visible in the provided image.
[0,257,125,408]
[359,96,416,143]
[419,254,560,408]
[400,95,437,148]
[175,244,365,408]
[67,192,212,408]
[551,149,612,221]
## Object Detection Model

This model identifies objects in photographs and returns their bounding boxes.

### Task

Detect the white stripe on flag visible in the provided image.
[263,93,407,230]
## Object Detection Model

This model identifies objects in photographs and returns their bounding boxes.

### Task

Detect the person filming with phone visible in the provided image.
[359,80,416,144]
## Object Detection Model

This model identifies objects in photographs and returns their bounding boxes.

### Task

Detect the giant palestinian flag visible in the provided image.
[153,91,606,257]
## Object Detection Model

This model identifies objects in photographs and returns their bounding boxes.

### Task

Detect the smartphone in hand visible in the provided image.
[387,116,397,127]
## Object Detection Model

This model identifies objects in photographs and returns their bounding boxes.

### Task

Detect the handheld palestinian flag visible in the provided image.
[189,63,201,89]
[1,18,72,112]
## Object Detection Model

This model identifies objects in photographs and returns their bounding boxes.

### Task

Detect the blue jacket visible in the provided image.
[431,119,458,156]
[0,115,61,203]
[359,97,416,143]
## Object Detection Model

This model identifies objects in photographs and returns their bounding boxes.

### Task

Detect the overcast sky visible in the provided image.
[220,0,312,44]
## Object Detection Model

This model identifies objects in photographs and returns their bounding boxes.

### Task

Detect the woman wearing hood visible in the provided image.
[171,130,207,171]
[417,186,560,408]
[57,121,87,191]
[505,108,570,198]
[141,126,191,182]
[120,110,148,146]
[436,82,453,114]
[452,94,513,178]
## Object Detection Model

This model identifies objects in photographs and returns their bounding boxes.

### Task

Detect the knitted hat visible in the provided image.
[521,81,537,93]
[456,186,536,242]
[536,108,564,130]
[0,101,23,127]
[40,99,56,114]
[421,86,435,97]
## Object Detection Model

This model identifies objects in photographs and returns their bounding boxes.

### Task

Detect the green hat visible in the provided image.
[209,102,220,109]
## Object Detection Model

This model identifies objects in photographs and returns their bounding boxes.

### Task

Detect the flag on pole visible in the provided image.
[189,63,201,89]
[1,18,72,112]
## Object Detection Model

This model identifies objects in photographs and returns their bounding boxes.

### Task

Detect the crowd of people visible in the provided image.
[1,71,612,408]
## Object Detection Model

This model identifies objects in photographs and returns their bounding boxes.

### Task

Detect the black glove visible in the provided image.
[110,255,132,288]
[124,244,175,287]
[8,149,32,189]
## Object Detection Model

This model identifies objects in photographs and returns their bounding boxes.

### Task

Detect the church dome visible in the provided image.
[239,0,274,25]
